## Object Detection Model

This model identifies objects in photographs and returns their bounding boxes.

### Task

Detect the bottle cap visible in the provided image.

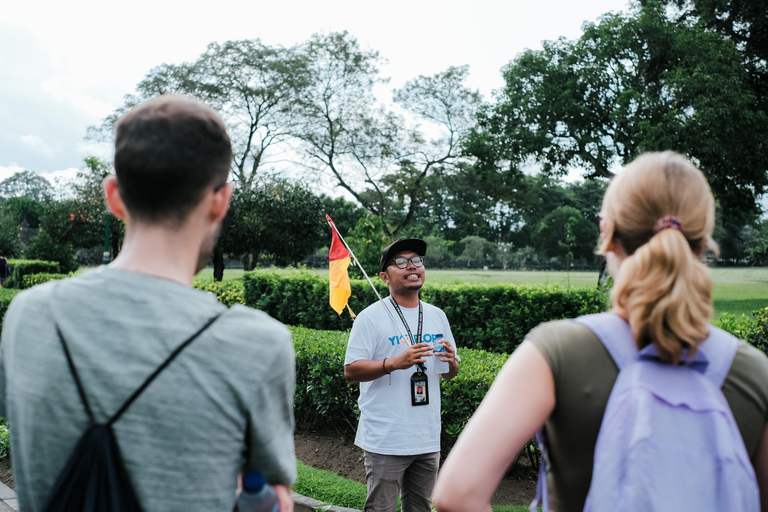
[242,471,266,492]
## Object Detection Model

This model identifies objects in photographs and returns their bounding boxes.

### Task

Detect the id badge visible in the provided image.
[411,371,429,406]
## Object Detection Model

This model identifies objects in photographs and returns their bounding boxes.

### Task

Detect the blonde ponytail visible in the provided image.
[599,152,718,363]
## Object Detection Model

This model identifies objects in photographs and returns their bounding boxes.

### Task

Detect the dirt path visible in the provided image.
[294,430,537,507]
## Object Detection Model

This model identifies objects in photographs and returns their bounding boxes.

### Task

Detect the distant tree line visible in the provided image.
[8,0,767,274]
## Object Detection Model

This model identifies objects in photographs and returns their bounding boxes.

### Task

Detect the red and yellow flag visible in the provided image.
[327,215,352,315]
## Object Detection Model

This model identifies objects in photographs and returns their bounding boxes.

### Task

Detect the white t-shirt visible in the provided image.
[345,296,457,455]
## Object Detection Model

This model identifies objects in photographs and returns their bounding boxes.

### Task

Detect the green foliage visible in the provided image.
[538,206,599,261]
[0,215,22,258]
[0,417,9,459]
[291,327,360,432]
[5,259,60,289]
[192,279,246,307]
[295,461,369,510]
[24,231,78,274]
[440,348,508,445]
[1,197,44,228]
[245,270,607,353]
[714,308,768,354]
[345,215,389,278]
[457,236,495,268]
[0,170,53,202]
[21,273,68,289]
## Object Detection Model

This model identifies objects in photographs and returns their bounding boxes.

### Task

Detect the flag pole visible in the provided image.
[325,215,416,348]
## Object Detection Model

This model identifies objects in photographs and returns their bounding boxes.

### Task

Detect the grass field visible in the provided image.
[195,266,768,319]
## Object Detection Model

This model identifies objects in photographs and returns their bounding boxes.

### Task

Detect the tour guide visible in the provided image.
[344,238,459,512]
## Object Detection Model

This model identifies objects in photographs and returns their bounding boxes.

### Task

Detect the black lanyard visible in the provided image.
[390,297,423,348]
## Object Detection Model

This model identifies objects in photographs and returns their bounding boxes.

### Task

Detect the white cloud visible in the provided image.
[19,135,55,159]
[41,167,79,186]
[0,164,24,182]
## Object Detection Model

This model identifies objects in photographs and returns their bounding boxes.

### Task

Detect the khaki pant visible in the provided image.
[363,450,440,512]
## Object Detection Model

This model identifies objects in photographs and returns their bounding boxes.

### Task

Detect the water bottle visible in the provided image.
[432,334,450,374]
[238,471,279,512]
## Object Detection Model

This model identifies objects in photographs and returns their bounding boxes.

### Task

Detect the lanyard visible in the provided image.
[389,297,423,348]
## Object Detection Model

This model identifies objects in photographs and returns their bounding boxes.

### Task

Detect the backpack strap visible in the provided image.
[57,312,224,427]
[573,313,637,370]
[695,326,739,389]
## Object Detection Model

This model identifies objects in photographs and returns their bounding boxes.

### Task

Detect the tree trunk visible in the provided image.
[242,253,256,271]
[213,248,225,282]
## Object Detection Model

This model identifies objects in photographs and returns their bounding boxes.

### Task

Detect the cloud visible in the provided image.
[0,165,24,182]
[20,135,56,159]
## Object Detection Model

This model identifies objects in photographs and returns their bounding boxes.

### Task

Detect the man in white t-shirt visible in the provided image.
[344,238,459,512]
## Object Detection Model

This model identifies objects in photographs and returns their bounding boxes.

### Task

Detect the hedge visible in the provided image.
[5,259,60,289]
[245,270,607,353]
[21,273,68,289]
[192,279,245,307]
[714,307,768,354]
[290,326,508,452]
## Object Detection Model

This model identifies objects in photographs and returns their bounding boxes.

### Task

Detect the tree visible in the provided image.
[457,236,495,268]
[537,206,599,263]
[345,214,389,278]
[0,171,53,202]
[218,178,325,270]
[467,4,768,225]
[91,40,308,189]
[0,215,22,257]
[291,32,480,238]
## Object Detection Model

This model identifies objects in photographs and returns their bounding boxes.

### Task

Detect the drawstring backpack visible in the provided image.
[530,312,759,512]
[42,313,222,512]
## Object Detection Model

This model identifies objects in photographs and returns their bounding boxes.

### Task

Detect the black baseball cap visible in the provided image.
[380,238,428,273]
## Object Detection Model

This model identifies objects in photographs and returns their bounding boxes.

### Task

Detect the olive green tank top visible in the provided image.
[528,320,768,512]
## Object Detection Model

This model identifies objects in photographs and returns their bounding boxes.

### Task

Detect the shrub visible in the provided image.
[246,270,607,353]
[21,272,68,289]
[0,288,20,332]
[4,259,60,289]
[290,326,508,452]
[715,308,768,354]
[24,230,78,273]
[192,279,245,307]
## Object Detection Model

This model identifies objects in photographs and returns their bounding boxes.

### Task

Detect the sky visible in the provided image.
[0,0,631,185]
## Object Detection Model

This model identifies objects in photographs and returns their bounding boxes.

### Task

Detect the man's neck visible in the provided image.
[390,291,420,308]
[109,223,203,285]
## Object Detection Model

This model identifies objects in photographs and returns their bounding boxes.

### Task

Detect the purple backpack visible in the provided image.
[530,313,759,512]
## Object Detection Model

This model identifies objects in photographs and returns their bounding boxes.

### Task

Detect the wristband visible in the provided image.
[382,357,391,374]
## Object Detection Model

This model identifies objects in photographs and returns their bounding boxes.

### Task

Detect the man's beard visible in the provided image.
[195,223,222,275]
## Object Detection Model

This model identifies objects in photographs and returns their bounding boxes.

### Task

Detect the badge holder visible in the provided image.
[411,369,429,406]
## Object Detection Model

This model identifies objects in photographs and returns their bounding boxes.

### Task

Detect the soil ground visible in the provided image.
[294,429,537,507]
[0,431,538,507]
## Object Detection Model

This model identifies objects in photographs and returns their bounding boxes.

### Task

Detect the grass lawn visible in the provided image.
[197,266,767,318]
[295,461,532,512]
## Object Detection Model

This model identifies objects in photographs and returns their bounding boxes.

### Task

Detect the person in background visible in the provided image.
[0,251,9,288]
[345,238,459,512]
[0,95,297,512]
[432,152,768,512]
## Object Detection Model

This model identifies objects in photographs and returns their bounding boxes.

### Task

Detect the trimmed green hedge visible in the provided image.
[5,259,60,289]
[0,288,20,332]
[246,270,607,353]
[21,273,68,289]
[714,307,768,353]
[290,326,508,452]
[192,279,245,307]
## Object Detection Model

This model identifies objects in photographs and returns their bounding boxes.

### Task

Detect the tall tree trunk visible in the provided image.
[213,248,225,282]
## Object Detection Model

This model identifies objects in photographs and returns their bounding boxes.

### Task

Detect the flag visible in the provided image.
[327,216,352,315]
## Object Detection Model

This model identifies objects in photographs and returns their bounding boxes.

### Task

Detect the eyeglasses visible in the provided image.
[389,256,425,269]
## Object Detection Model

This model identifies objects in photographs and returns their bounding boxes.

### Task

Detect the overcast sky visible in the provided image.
[1,0,630,183]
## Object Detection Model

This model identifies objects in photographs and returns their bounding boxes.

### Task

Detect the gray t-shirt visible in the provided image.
[0,267,296,512]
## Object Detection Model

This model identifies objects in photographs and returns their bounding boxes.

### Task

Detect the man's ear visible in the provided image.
[379,271,389,284]
[102,175,127,220]
[210,182,233,224]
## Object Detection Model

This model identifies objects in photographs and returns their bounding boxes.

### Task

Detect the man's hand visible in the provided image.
[391,342,433,371]
[438,341,459,381]
[274,484,294,512]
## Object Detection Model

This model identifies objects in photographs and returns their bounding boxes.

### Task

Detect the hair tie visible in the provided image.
[653,216,683,234]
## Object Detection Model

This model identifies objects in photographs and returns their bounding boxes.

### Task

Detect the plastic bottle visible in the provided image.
[238,471,279,512]
[432,334,450,374]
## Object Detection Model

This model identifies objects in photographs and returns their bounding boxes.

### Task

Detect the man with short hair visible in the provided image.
[0,95,296,511]
[344,239,459,512]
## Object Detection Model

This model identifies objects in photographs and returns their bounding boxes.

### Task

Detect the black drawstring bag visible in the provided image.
[42,313,222,512]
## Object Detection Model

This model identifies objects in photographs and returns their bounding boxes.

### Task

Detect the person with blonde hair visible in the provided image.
[433,151,768,512]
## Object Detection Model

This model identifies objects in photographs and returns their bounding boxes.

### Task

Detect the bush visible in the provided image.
[714,308,768,354]
[192,279,245,307]
[245,270,607,353]
[290,326,509,452]
[0,288,20,333]
[24,231,78,273]
[5,259,60,289]
[21,272,68,289]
